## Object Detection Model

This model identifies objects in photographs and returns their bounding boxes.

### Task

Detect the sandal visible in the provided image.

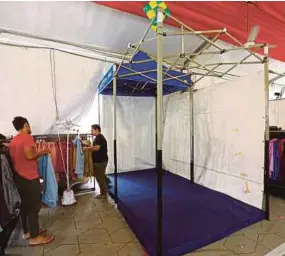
[23,228,47,240]
[29,235,55,246]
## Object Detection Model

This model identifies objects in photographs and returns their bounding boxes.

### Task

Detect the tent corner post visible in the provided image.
[95,89,101,192]
[189,83,195,184]
[263,44,270,221]
[156,8,164,256]
[113,65,118,204]
[98,89,101,126]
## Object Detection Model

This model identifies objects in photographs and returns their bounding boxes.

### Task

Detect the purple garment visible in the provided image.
[269,139,278,178]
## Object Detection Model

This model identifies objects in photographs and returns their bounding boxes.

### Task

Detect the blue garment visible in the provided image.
[73,136,84,178]
[38,155,58,208]
[273,141,280,180]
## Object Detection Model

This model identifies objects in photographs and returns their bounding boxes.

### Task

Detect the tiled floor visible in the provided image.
[6,194,285,256]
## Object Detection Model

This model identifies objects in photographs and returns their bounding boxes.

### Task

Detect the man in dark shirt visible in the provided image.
[83,124,108,199]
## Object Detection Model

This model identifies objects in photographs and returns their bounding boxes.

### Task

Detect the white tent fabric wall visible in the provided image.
[269,99,285,129]
[0,44,106,136]
[46,50,106,134]
[0,45,55,135]
[193,71,265,209]
[163,92,191,179]
[101,96,155,173]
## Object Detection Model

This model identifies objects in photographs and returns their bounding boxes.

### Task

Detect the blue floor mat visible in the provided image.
[108,169,265,256]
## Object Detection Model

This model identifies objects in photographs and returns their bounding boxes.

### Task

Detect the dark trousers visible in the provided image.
[14,174,41,238]
[93,162,108,195]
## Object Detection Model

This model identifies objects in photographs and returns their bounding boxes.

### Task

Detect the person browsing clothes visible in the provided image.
[83,124,108,199]
[9,116,55,246]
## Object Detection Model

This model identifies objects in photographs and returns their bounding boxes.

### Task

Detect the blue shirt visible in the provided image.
[73,136,84,178]
[38,155,58,208]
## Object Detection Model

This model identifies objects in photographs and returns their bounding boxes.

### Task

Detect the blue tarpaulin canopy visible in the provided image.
[98,51,192,97]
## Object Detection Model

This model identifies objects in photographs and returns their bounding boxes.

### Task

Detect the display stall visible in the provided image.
[98,5,271,256]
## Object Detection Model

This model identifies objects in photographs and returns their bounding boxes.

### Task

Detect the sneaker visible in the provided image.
[95,194,107,200]
[29,235,55,246]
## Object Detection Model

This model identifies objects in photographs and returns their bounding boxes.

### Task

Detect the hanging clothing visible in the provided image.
[0,155,21,215]
[0,157,12,228]
[280,141,285,182]
[273,141,280,180]
[0,154,21,255]
[82,140,93,177]
[73,137,84,178]
[38,155,58,208]
[69,141,76,180]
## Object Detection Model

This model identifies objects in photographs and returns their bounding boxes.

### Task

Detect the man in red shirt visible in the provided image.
[9,116,54,246]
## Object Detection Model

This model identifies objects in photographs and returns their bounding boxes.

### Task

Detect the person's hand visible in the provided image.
[83,147,89,152]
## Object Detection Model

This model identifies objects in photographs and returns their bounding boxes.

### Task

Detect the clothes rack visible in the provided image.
[34,133,96,197]
[268,130,285,199]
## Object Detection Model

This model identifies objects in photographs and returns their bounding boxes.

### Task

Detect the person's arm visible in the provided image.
[83,145,100,152]
[23,136,50,160]
[83,137,105,152]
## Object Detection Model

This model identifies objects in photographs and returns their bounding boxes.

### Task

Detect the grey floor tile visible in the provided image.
[79,241,125,256]
[225,235,256,254]
[110,228,136,243]
[258,233,285,250]
[6,245,44,256]
[44,244,79,256]
[78,228,111,244]
[117,242,144,256]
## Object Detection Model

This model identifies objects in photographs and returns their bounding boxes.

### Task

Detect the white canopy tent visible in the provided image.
[95,6,272,255]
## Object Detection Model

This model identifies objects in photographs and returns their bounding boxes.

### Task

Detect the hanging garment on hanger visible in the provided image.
[0,155,21,215]
[38,155,58,208]
[72,145,76,172]
[273,140,280,180]
[69,141,76,180]
[82,140,93,177]
[0,157,11,228]
[73,137,84,179]
[269,139,278,179]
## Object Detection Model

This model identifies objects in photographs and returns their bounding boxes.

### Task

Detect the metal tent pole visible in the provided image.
[156,8,164,256]
[93,89,101,192]
[98,90,101,126]
[66,131,70,190]
[263,44,270,220]
[155,92,157,157]
[113,65,118,204]
[189,84,195,183]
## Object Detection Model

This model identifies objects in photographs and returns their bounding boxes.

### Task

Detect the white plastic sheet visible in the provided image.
[193,72,265,209]
[269,99,285,129]
[101,96,155,173]
[0,45,55,135]
[163,92,191,179]
[0,44,107,136]
[162,72,265,209]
